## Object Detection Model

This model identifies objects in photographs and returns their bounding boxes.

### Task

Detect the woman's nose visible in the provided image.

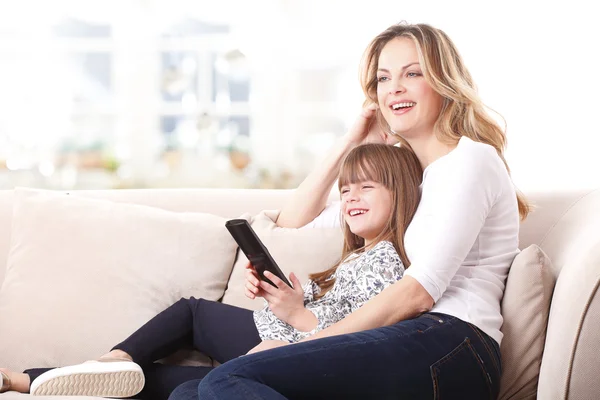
[389,79,405,95]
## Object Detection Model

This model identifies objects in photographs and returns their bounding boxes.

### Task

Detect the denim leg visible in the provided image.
[139,365,212,400]
[196,313,501,400]
[114,297,261,365]
[167,379,203,400]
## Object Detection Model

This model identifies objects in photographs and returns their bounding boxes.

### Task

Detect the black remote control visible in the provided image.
[225,219,292,288]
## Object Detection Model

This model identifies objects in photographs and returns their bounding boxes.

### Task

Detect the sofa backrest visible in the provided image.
[0,188,296,288]
[0,187,590,284]
[533,188,600,399]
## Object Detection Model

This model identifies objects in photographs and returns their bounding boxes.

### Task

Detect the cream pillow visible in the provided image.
[0,188,245,371]
[221,210,344,310]
[499,244,555,400]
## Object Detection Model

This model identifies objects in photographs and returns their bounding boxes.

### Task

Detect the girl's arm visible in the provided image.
[276,105,395,228]
[256,271,318,332]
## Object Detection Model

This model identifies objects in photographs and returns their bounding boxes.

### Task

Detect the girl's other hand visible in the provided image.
[244,262,266,300]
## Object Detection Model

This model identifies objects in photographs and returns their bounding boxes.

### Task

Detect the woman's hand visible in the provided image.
[344,103,399,147]
[246,340,289,355]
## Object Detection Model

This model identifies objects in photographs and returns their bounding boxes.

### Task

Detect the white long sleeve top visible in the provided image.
[304,137,520,344]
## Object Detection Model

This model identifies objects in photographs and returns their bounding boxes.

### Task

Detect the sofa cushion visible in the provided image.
[0,188,244,371]
[221,210,343,310]
[498,244,555,399]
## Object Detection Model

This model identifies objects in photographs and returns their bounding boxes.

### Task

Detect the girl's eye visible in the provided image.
[341,189,349,194]
[362,185,373,189]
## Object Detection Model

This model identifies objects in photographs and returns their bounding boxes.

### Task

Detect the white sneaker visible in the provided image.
[30,359,145,398]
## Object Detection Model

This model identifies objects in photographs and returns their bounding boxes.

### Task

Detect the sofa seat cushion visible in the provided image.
[0,188,244,371]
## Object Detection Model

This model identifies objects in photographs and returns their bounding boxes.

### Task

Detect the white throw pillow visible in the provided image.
[0,188,245,371]
[221,210,344,310]
[499,244,555,399]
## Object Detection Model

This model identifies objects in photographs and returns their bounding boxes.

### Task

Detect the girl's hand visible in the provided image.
[260,271,306,326]
[244,263,266,300]
[344,103,399,147]
[246,340,289,355]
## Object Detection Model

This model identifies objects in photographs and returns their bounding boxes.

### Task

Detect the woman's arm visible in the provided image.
[276,136,354,228]
[299,276,433,342]
[276,104,395,228]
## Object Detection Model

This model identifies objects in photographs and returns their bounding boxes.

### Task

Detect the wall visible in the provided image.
[244,0,600,191]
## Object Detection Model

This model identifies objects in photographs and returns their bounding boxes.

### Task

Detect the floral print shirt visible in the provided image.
[253,240,404,343]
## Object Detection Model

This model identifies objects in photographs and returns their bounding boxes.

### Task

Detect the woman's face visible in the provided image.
[376,37,444,141]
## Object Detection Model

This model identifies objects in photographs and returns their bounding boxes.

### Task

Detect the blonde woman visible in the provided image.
[193,22,528,400]
[0,144,422,400]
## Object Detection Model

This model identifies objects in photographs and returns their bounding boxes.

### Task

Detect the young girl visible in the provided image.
[0,143,423,400]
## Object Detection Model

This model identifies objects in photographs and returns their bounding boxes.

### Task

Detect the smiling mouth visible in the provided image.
[348,209,368,217]
[390,102,416,110]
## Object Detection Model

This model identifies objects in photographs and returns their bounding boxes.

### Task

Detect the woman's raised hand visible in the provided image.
[344,103,399,147]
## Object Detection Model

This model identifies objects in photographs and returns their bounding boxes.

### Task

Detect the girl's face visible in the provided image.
[376,37,444,141]
[340,181,393,246]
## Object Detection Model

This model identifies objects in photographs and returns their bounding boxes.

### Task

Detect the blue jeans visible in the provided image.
[186,312,501,400]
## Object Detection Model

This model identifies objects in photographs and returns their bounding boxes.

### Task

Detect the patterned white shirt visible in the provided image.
[253,240,404,343]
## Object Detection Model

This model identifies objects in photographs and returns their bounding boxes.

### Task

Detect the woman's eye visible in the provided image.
[377,76,389,82]
[407,72,422,77]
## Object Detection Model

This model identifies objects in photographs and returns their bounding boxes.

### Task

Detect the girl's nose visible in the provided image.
[345,190,360,203]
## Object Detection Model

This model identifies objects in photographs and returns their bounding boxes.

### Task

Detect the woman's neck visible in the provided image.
[405,134,458,170]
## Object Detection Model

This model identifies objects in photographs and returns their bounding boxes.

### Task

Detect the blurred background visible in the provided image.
[0,0,598,191]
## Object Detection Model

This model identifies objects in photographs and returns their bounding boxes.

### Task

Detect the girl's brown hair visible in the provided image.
[309,143,422,299]
[360,22,530,220]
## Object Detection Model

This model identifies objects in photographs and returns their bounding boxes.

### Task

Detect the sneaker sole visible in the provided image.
[30,364,144,397]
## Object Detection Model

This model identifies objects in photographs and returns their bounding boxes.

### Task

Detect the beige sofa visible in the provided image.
[0,186,599,399]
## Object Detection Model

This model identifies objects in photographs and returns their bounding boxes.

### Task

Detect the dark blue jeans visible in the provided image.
[185,312,501,400]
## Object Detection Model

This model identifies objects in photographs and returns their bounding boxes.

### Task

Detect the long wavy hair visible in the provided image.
[360,22,530,220]
[309,144,423,299]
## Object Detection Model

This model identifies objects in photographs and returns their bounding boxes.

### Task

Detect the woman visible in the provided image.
[0,144,423,400]
[189,22,528,400]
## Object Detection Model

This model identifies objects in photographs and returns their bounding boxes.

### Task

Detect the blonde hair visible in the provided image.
[309,144,422,299]
[360,22,530,220]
